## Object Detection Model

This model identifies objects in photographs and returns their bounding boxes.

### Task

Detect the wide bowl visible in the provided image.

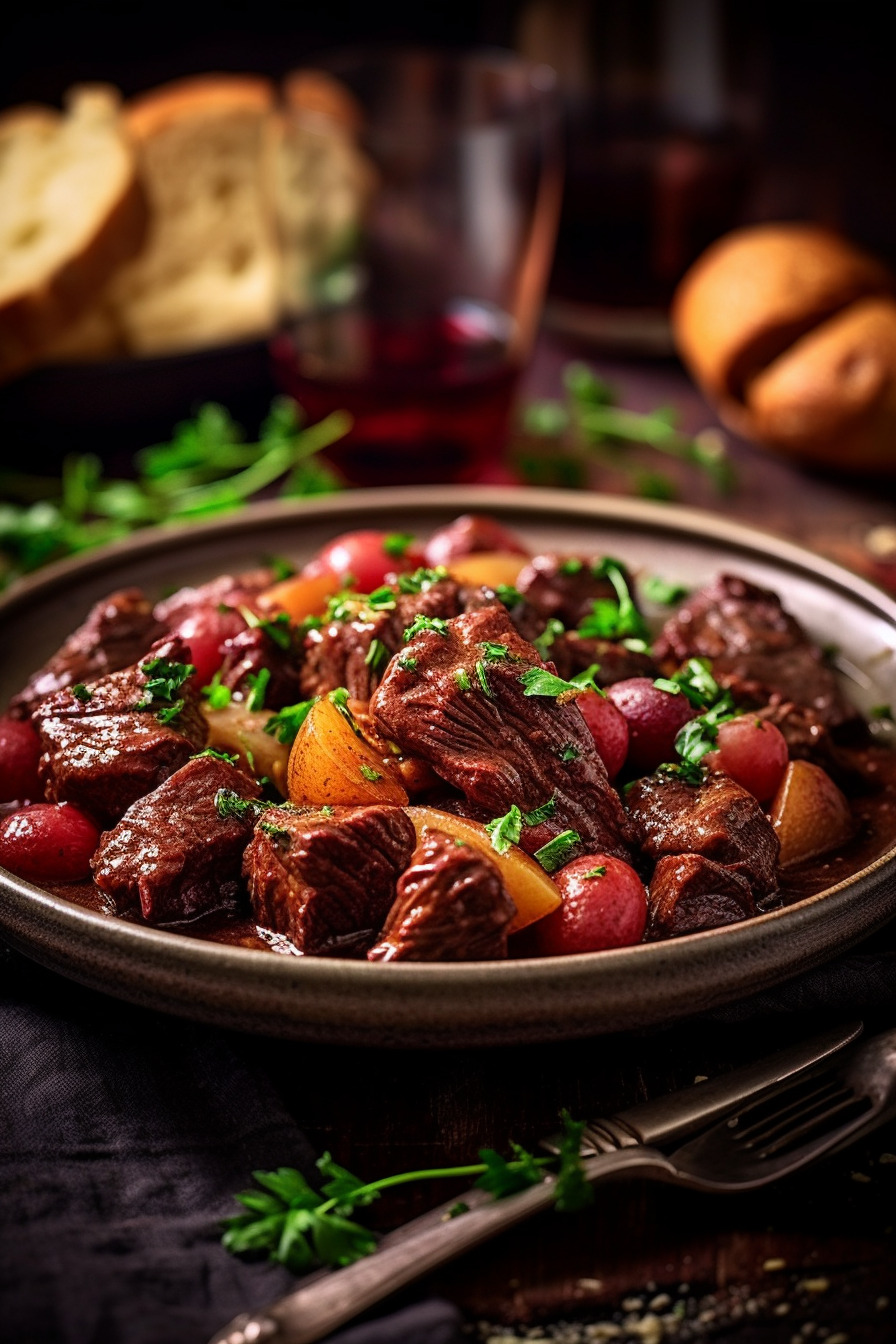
[2,486,896,1046]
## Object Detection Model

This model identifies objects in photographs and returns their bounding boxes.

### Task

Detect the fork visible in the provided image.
[210,1028,896,1344]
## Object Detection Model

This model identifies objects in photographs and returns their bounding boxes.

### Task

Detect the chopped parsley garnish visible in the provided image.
[582,865,606,879]
[136,656,195,723]
[395,566,448,594]
[480,641,514,662]
[359,763,382,782]
[559,743,580,762]
[669,695,738,782]
[403,614,450,642]
[522,795,557,826]
[621,637,650,654]
[495,584,524,608]
[214,789,270,822]
[641,575,689,606]
[519,664,599,701]
[328,686,363,737]
[871,704,894,720]
[71,682,92,702]
[485,805,523,855]
[367,585,398,609]
[202,669,232,709]
[239,607,294,651]
[320,804,335,817]
[475,660,493,697]
[653,677,682,695]
[265,554,296,582]
[533,617,565,660]
[560,557,584,576]
[191,747,239,765]
[264,698,317,744]
[455,668,472,692]
[577,559,649,643]
[667,657,723,710]
[364,638,390,674]
[326,587,396,623]
[397,655,418,672]
[382,532,416,559]
[222,1112,590,1274]
[534,830,581,873]
[258,820,291,846]
[245,667,271,713]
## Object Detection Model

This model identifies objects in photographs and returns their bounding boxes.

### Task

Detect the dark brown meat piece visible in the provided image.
[516,554,640,630]
[244,804,416,953]
[424,514,528,566]
[647,853,757,940]
[153,569,273,628]
[371,605,635,861]
[9,589,164,719]
[300,577,468,702]
[91,756,261,924]
[550,633,658,685]
[653,574,859,734]
[217,624,304,710]
[368,829,516,962]
[32,636,207,827]
[626,771,779,898]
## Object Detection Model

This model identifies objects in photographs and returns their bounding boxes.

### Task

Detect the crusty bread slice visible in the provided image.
[0,85,147,380]
[101,74,280,355]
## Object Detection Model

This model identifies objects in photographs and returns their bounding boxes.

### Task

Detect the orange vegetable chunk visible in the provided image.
[445,552,527,591]
[257,569,342,622]
[406,805,562,933]
[769,759,854,868]
[287,696,408,807]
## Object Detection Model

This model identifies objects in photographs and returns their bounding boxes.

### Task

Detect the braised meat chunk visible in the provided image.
[9,588,164,719]
[371,605,635,861]
[217,622,304,710]
[647,853,757,940]
[654,574,858,733]
[626,771,779,899]
[550,632,657,685]
[32,636,207,827]
[91,755,261,923]
[516,554,641,630]
[244,804,416,953]
[153,569,273,629]
[368,829,516,962]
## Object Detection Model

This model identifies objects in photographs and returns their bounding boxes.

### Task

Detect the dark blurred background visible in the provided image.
[3,0,895,329]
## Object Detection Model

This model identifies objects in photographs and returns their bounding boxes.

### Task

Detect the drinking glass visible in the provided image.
[270,48,562,485]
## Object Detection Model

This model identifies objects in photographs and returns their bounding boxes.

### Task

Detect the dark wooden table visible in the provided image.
[254,333,896,1344]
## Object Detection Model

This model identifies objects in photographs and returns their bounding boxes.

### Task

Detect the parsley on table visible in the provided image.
[222,1114,592,1275]
[264,699,317,745]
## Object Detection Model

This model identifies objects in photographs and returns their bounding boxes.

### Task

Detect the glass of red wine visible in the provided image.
[270,49,562,486]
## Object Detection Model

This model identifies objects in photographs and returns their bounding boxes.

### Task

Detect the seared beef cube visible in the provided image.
[300,577,467,702]
[369,829,516,961]
[91,756,261,923]
[653,574,858,733]
[244,804,416,953]
[424,514,528,565]
[626,771,779,898]
[516,555,640,630]
[371,605,635,861]
[217,624,304,710]
[647,853,756,940]
[32,636,207,827]
[153,569,273,628]
[9,589,164,719]
[550,633,658,685]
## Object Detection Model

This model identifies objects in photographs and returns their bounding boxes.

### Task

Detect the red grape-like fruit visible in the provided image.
[576,691,629,779]
[0,803,101,882]
[704,716,789,802]
[424,514,529,566]
[533,854,648,955]
[605,678,695,774]
[0,716,43,803]
[313,530,427,592]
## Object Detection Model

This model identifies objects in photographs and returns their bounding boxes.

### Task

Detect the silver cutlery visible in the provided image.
[212,1020,895,1344]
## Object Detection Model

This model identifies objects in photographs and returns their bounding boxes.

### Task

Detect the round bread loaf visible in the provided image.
[672,222,896,471]
[0,86,148,382]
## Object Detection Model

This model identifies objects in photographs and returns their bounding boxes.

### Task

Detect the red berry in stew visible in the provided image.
[0,803,101,882]
[605,678,696,775]
[532,854,647,955]
[312,530,427,591]
[704,716,789,802]
[171,605,246,688]
[576,691,629,780]
[0,716,43,803]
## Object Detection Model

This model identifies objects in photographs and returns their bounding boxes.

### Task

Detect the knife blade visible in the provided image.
[209,1019,862,1344]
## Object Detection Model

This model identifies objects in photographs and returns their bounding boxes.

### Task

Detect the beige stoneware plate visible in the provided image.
[2,487,896,1046]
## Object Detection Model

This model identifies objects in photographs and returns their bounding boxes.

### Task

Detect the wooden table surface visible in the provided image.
[258,334,896,1344]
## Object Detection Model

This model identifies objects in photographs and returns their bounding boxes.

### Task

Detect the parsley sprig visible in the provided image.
[578,559,650,643]
[519,664,601,701]
[222,1113,592,1274]
[135,655,195,724]
[0,398,349,591]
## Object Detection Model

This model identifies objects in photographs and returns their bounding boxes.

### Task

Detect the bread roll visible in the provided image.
[672,223,896,472]
[0,86,147,381]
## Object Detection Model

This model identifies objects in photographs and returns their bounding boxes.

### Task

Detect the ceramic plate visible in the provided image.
[2,487,896,1047]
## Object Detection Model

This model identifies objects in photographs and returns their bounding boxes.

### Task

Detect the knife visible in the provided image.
[209,1020,862,1344]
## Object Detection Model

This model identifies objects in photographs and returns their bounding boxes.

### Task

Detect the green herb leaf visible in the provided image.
[475,1146,544,1199]
[397,656,418,672]
[245,667,271,713]
[553,1112,593,1212]
[871,704,894,720]
[534,830,581,873]
[395,566,448,594]
[494,584,523,607]
[480,641,513,662]
[403,614,450,642]
[559,743,580,762]
[135,656,195,723]
[202,669,232,709]
[71,682,92,703]
[214,789,270,823]
[191,747,239,765]
[259,820,291,845]
[577,559,649,643]
[364,638,390,674]
[264,698,317,744]
[641,575,690,605]
[533,617,565,661]
[522,795,557,826]
[382,532,415,559]
[359,763,381,782]
[519,667,588,700]
[560,557,584,576]
[485,805,523,855]
[582,865,606,879]
[474,660,492,698]
[455,668,472,692]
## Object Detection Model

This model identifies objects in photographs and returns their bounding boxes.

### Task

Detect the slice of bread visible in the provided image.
[102,74,280,356]
[0,85,148,380]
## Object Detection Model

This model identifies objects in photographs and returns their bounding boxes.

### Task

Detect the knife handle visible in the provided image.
[208,1148,670,1344]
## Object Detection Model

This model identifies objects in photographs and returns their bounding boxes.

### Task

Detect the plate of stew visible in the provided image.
[2,487,896,1046]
